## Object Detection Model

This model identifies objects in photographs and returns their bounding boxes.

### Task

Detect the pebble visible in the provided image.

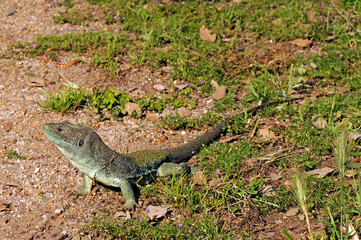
[6,9,17,16]
[310,62,317,69]
[153,84,166,91]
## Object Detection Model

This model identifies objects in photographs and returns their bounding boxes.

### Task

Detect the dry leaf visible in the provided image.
[335,86,347,94]
[147,205,168,220]
[211,86,227,100]
[193,170,207,185]
[210,79,219,88]
[258,127,276,139]
[285,207,298,217]
[313,116,327,128]
[199,25,216,42]
[350,133,361,142]
[292,38,312,48]
[263,185,275,196]
[307,11,316,22]
[270,172,282,181]
[307,167,334,178]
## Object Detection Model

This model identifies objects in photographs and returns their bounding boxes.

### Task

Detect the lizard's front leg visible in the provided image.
[77,173,93,195]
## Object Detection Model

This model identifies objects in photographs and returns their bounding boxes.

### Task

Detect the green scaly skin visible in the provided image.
[42,98,301,209]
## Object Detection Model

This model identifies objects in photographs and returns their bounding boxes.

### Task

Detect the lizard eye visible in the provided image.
[57,127,63,132]
[78,139,84,147]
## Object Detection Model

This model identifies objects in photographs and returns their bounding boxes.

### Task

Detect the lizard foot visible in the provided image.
[76,188,90,196]
[124,199,137,210]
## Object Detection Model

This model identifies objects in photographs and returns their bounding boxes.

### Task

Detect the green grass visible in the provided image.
[8,0,361,238]
[6,150,27,160]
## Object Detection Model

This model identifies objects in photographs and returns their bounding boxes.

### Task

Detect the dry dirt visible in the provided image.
[0,1,324,239]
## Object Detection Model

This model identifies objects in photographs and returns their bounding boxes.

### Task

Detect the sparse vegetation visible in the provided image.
[8,0,361,238]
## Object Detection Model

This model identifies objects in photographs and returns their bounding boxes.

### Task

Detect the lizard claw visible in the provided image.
[124,199,137,210]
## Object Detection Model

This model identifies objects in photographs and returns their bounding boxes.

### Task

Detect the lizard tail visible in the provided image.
[166,118,231,163]
[165,97,303,163]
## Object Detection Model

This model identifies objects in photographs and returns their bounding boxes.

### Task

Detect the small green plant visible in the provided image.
[333,127,350,239]
[290,168,313,240]
[6,150,27,160]
[40,86,87,112]
[54,9,95,25]
[89,87,131,120]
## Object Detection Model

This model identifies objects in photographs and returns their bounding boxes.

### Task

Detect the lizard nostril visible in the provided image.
[57,127,63,132]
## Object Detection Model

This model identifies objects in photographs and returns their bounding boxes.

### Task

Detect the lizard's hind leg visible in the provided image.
[157,162,192,177]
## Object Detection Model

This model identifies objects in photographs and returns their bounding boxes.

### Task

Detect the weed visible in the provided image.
[6,150,27,160]
[40,86,87,112]
[54,9,95,25]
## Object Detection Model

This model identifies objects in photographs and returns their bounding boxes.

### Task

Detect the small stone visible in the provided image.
[177,107,191,117]
[3,122,12,132]
[113,211,126,218]
[124,102,141,115]
[54,209,63,215]
[174,84,188,90]
[29,77,45,87]
[34,168,40,174]
[153,84,166,91]
[143,83,156,94]
[6,9,17,16]
[160,108,171,118]
[310,62,317,69]
[211,86,227,100]
[145,113,160,122]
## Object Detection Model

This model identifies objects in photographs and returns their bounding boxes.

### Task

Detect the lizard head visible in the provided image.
[42,122,102,162]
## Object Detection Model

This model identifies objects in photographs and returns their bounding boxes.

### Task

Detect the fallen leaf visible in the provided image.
[113,211,127,218]
[292,38,312,48]
[272,18,283,25]
[258,127,276,139]
[211,86,227,100]
[285,207,298,217]
[307,11,316,22]
[325,36,337,41]
[270,172,282,181]
[208,178,221,187]
[283,180,292,190]
[350,133,361,142]
[210,79,219,88]
[307,167,334,178]
[147,205,168,220]
[312,116,327,128]
[335,86,348,94]
[193,170,207,185]
[199,25,216,42]
[263,185,275,196]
